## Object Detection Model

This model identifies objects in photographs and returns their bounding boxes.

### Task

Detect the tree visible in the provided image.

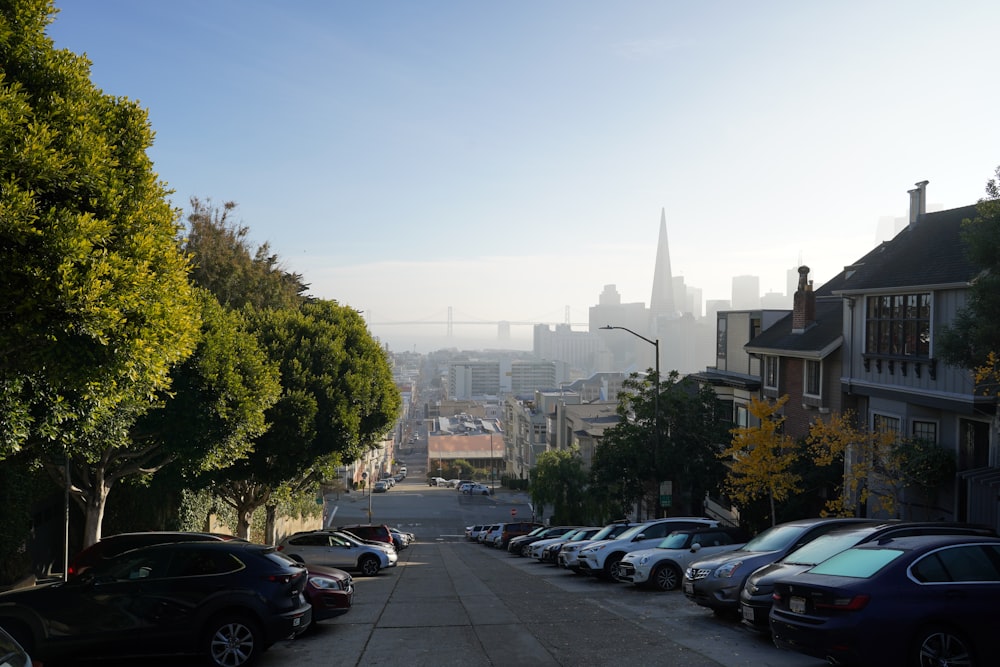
[207,301,400,539]
[530,448,590,525]
[591,371,728,521]
[806,411,903,518]
[720,396,801,526]
[0,0,202,544]
[181,197,310,311]
[938,165,1000,376]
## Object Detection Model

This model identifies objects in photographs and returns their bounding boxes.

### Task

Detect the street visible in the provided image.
[253,475,828,667]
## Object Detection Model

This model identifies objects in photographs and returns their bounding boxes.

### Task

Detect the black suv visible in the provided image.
[0,541,311,666]
[68,531,243,577]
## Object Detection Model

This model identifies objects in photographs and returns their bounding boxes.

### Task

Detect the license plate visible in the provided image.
[741,605,754,622]
[292,617,301,627]
[683,581,694,595]
[790,596,806,614]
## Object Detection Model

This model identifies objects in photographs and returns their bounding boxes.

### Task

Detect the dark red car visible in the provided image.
[302,564,354,629]
[337,524,394,547]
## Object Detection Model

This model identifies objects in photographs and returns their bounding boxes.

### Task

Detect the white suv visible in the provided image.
[617,526,748,590]
[577,517,718,580]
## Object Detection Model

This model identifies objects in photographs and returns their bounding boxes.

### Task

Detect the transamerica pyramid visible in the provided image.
[649,208,676,323]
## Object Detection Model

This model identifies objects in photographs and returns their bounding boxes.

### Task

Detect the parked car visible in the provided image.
[68,530,244,578]
[497,521,544,549]
[373,480,388,492]
[277,529,397,576]
[528,527,588,560]
[390,528,415,550]
[559,521,640,572]
[579,517,719,580]
[428,477,446,486]
[683,517,878,616]
[463,483,492,495]
[302,563,354,629]
[740,520,997,632]
[617,526,749,591]
[770,534,1000,667]
[338,524,395,547]
[537,527,602,563]
[446,478,461,488]
[478,524,502,545]
[0,625,31,667]
[465,524,485,541]
[0,541,311,666]
[508,525,577,556]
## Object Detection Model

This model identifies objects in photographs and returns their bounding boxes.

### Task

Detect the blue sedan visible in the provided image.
[770,534,1000,667]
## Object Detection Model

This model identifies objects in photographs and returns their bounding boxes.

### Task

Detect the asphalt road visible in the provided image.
[250,477,828,667]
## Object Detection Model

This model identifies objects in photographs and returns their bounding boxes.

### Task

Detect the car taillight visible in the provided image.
[266,570,305,584]
[814,594,870,611]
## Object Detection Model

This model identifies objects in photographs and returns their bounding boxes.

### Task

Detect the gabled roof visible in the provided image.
[825,204,979,294]
[744,298,843,359]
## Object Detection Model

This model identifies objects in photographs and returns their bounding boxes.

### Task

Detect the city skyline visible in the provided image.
[45,1,1000,354]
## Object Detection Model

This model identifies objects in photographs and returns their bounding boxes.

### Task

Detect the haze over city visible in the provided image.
[47,1,1000,352]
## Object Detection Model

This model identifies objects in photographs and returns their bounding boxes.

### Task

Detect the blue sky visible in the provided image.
[48,1,1000,351]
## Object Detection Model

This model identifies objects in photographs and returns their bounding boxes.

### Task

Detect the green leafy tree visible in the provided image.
[720,396,801,526]
[0,0,202,544]
[591,371,728,521]
[938,165,1000,378]
[530,448,589,524]
[207,301,400,539]
[181,197,309,311]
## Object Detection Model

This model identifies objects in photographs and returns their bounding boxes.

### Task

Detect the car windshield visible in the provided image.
[572,529,600,541]
[740,524,812,553]
[656,532,693,549]
[808,547,904,578]
[783,530,872,566]
[616,523,656,541]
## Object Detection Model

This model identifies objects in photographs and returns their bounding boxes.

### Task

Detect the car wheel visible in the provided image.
[913,625,975,667]
[651,563,682,591]
[520,544,531,557]
[605,553,625,581]
[203,613,263,667]
[359,554,381,576]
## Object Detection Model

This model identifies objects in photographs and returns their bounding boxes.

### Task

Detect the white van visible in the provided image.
[399,466,407,477]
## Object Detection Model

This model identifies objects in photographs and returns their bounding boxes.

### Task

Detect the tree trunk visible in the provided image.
[264,504,277,545]
[82,480,111,549]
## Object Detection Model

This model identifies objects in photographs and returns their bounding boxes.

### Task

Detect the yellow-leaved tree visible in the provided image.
[806,411,903,517]
[720,396,801,526]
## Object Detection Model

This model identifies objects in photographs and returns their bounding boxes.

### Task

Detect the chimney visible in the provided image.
[908,180,929,227]
[791,266,815,333]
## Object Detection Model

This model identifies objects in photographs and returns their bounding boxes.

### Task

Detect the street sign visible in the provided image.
[510,508,517,517]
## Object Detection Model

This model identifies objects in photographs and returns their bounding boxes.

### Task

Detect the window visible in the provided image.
[865,294,930,358]
[764,356,778,390]
[873,414,901,436]
[912,421,938,445]
[804,360,821,397]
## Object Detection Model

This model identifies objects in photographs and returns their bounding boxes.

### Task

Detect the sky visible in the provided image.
[47,1,1000,352]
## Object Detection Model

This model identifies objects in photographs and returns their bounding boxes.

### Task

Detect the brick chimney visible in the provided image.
[791,265,815,333]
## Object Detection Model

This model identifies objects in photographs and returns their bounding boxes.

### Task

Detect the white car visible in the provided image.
[559,522,640,571]
[466,483,492,496]
[429,477,447,486]
[528,528,587,560]
[616,526,748,590]
[277,529,397,576]
[578,517,718,580]
[535,527,602,563]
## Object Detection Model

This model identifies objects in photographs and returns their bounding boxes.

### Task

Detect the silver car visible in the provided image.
[277,530,397,576]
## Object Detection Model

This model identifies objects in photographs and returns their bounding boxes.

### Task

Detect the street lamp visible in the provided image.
[601,325,660,520]
[489,433,494,492]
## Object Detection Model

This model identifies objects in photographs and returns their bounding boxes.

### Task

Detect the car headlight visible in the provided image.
[308,576,344,591]
[639,555,650,565]
[580,546,599,556]
[715,561,743,578]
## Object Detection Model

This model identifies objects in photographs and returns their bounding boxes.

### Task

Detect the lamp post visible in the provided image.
[489,433,494,492]
[601,325,660,520]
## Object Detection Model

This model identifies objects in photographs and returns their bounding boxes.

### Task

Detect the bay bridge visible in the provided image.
[365,306,588,337]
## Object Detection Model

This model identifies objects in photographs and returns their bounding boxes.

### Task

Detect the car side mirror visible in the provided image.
[634,533,646,541]
[690,543,702,552]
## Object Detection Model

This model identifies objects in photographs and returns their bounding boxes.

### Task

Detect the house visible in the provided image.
[744,266,844,439]
[825,181,996,526]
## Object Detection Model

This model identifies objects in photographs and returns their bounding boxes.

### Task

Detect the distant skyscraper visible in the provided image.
[649,208,676,322]
[731,275,760,310]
